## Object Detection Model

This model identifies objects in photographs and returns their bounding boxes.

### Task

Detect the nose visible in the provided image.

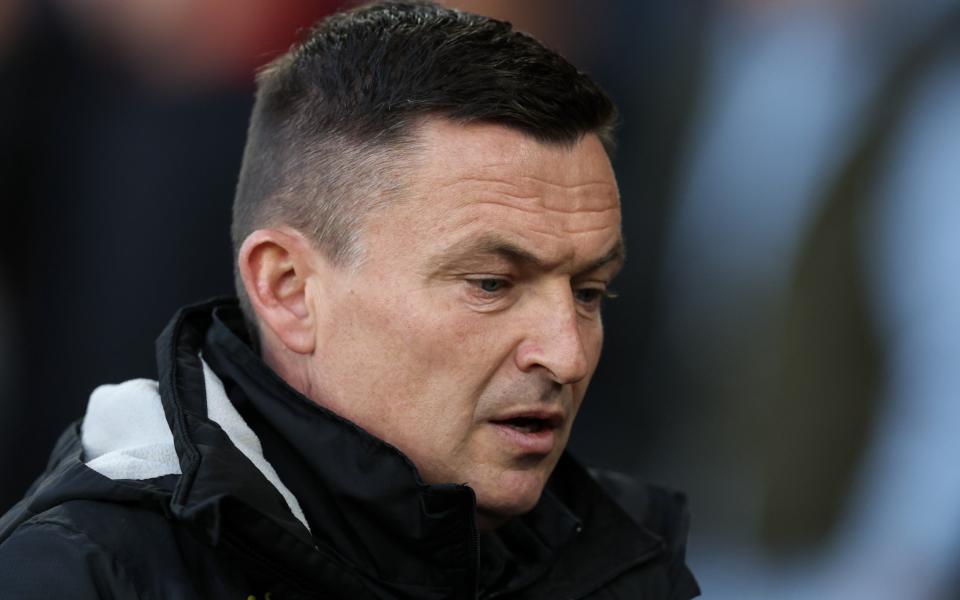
[514,291,592,385]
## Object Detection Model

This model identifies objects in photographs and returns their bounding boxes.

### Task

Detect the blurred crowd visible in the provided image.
[2,0,959,598]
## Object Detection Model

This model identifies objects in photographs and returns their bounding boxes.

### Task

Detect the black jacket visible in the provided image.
[0,299,699,599]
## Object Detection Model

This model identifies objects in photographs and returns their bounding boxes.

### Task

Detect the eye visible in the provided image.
[575,287,602,304]
[473,278,509,294]
[463,276,516,310]
[574,286,616,310]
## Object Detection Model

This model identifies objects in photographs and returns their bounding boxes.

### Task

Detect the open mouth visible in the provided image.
[490,412,562,453]
[497,416,550,433]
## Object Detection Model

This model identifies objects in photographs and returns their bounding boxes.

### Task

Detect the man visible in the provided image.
[0,2,698,598]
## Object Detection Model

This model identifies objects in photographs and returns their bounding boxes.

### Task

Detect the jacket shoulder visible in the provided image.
[0,497,236,600]
[0,508,143,599]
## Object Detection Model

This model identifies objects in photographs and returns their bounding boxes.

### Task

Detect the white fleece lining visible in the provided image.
[81,359,310,533]
[83,379,182,480]
[199,358,310,531]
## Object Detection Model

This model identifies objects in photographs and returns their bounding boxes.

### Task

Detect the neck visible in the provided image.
[260,337,318,403]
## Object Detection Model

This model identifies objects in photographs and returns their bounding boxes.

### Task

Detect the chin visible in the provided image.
[475,469,548,525]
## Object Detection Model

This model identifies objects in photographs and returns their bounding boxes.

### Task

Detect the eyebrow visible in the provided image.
[429,233,626,277]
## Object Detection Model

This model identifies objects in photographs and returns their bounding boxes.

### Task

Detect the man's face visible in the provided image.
[305,120,622,526]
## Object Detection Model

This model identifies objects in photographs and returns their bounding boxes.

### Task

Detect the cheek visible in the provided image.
[329,285,493,398]
[582,321,605,370]
[572,326,604,406]
[391,289,504,369]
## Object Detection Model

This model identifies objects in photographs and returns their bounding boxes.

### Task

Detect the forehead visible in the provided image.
[382,120,622,269]
[412,119,617,200]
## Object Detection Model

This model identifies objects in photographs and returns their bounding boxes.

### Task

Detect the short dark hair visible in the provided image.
[231,0,617,320]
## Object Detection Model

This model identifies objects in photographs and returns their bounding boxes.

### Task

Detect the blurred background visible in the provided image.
[2,0,959,597]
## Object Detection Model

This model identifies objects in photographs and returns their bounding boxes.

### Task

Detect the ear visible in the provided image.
[237,228,322,354]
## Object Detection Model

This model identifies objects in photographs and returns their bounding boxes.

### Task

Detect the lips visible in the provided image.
[489,409,564,455]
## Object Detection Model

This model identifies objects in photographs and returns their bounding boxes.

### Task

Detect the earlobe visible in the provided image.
[238,228,318,354]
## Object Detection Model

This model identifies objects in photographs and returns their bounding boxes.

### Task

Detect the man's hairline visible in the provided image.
[241,118,615,331]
